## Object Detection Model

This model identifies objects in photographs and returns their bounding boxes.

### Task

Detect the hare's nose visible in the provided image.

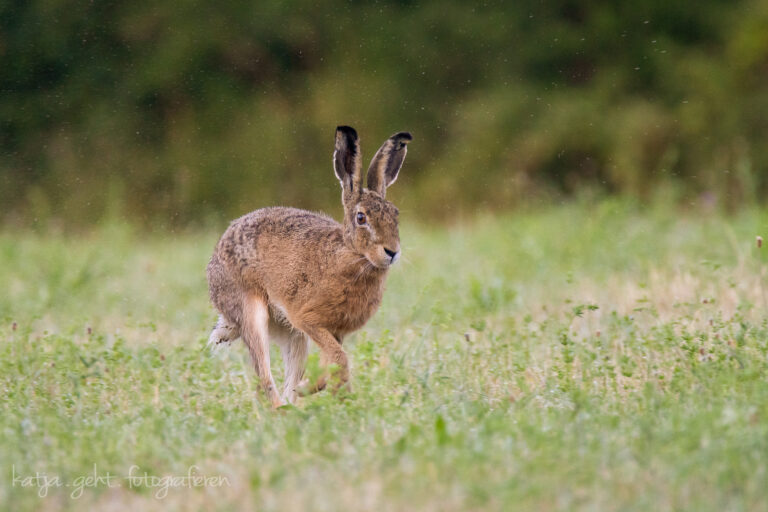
[384,247,398,259]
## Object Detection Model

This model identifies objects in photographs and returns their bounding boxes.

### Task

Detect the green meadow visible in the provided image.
[2,200,768,511]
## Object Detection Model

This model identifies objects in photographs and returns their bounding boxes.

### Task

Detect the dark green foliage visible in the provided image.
[2,0,767,226]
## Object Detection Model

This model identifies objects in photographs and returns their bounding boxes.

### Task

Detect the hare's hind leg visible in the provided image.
[242,295,283,408]
[272,327,309,404]
[207,255,244,347]
[208,315,240,348]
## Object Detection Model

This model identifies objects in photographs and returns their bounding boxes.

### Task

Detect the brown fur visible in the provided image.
[207,126,411,406]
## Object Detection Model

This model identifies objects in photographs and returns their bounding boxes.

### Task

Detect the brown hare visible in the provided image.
[206,126,411,407]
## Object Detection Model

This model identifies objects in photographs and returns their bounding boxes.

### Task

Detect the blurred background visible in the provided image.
[2,0,768,228]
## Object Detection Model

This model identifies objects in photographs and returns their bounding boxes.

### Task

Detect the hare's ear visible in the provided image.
[334,126,363,206]
[366,132,412,197]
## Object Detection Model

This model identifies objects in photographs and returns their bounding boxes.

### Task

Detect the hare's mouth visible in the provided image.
[367,258,390,270]
[360,253,389,270]
[365,252,399,270]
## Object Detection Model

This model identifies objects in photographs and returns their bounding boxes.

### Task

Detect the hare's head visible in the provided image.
[333,126,411,269]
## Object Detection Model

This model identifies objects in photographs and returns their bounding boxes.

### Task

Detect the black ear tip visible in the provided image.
[336,125,358,140]
[392,131,413,142]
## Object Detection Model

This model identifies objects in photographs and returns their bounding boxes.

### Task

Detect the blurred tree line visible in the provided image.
[2,0,768,227]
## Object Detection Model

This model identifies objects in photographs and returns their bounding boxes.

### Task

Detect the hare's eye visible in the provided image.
[356,212,367,225]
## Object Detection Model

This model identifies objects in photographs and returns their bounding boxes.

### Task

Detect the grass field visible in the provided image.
[2,200,768,511]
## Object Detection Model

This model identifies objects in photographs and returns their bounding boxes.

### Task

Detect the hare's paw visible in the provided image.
[207,316,240,348]
[269,394,286,409]
[297,377,327,397]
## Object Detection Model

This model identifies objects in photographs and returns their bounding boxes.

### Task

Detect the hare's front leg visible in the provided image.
[242,295,283,408]
[297,323,350,393]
